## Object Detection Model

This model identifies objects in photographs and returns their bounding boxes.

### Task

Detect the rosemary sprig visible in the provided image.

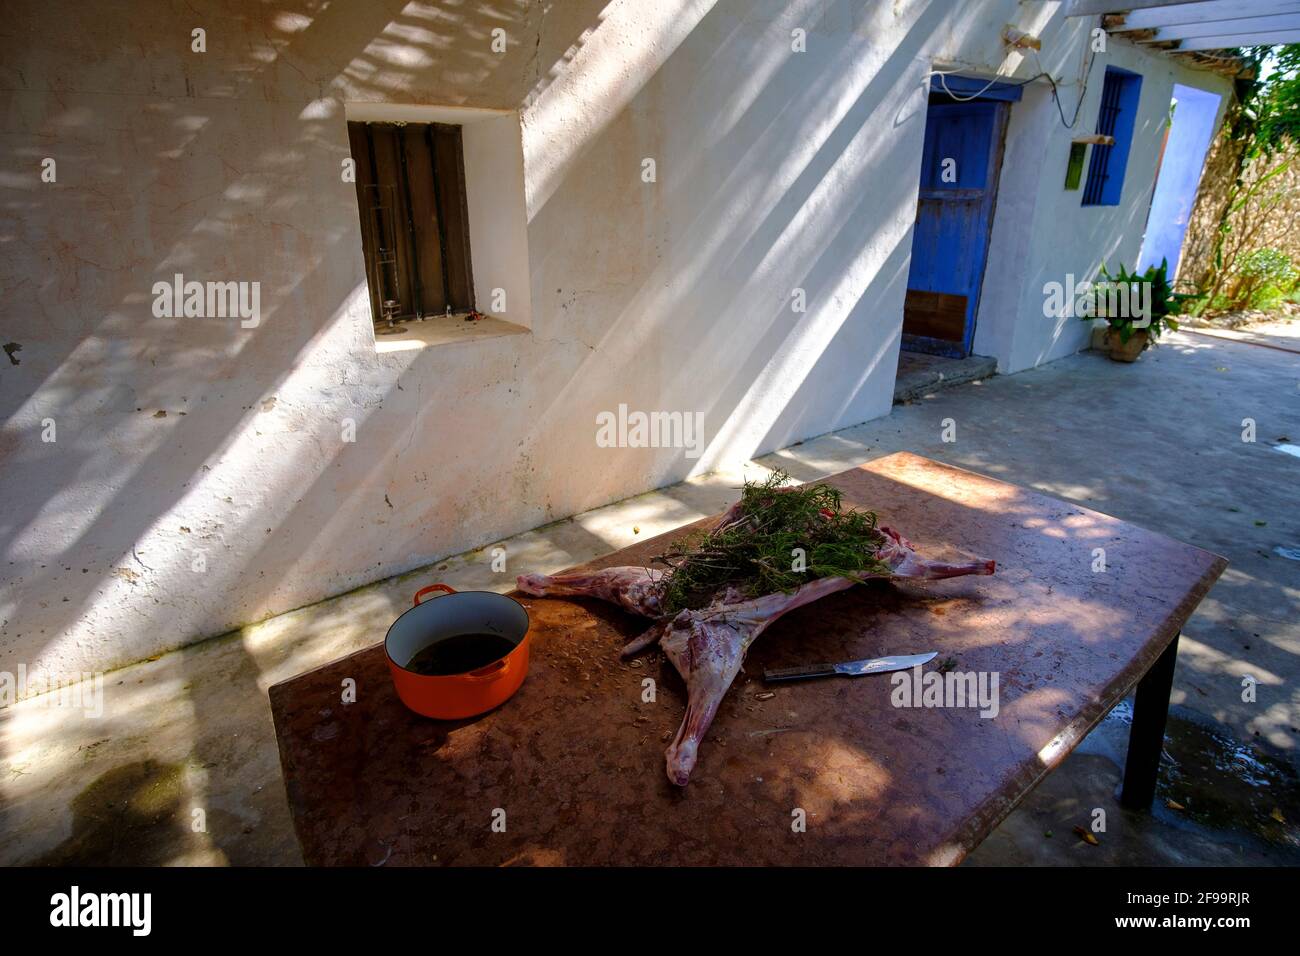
[653,470,890,614]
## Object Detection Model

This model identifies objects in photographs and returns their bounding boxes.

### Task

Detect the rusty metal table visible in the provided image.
[268,453,1226,866]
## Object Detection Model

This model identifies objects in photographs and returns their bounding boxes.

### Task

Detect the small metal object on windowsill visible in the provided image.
[377,299,407,335]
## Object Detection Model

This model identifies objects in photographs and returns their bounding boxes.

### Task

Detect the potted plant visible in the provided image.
[1088,259,1185,362]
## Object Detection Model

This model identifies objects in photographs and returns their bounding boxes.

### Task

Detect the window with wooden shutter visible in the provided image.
[346,121,475,327]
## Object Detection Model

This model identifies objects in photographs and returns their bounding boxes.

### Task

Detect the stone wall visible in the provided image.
[1178,108,1300,296]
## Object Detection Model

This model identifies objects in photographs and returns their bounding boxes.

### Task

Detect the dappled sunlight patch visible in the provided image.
[767,732,891,811]
[1174,631,1283,688]
[987,685,1077,759]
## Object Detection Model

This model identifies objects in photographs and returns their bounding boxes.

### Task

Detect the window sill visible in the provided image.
[372,312,528,354]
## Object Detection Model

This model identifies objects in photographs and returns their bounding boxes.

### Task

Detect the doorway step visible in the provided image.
[893,352,997,404]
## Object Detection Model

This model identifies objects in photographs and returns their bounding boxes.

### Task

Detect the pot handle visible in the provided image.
[466,658,509,681]
[413,583,456,606]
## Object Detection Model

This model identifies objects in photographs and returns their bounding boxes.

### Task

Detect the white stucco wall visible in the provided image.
[0,0,1231,694]
[973,15,1231,372]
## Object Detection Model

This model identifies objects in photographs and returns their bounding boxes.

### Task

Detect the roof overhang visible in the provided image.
[1064,0,1300,74]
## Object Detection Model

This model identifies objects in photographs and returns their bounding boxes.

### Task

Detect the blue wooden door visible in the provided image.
[903,100,1008,358]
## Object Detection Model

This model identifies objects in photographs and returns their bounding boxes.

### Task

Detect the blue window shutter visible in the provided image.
[1082,68,1143,207]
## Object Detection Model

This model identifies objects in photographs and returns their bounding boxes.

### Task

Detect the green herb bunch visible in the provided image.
[653,470,890,614]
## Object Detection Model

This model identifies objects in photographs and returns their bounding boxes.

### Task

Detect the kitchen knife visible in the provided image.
[763,651,937,683]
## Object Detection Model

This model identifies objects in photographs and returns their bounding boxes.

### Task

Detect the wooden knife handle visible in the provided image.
[763,663,836,682]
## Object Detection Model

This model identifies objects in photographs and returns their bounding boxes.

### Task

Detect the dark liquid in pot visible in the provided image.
[405,633,516,676]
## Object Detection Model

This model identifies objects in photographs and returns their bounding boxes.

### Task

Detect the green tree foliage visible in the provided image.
[1237,44,1300,159]
[1229,247,1298,310]
[1190,44,1299,312]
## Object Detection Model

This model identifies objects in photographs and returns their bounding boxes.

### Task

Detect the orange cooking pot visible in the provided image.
[384,583,530,719]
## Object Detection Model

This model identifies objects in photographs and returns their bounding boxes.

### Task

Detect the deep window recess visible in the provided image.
[1082,68,1142,207]
[346,121,474,328]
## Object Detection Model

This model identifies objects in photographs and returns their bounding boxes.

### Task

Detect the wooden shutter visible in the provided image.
[347,121,475,323]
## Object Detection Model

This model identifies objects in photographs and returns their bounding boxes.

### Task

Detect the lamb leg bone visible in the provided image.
[662,575,858,785]
[516,566,663,617]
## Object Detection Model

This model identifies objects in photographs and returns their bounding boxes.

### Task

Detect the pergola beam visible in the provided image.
[1130,13,1300,40]
[1116,0,1300,30]
[1065,0,1217,16]
[1170,27,1300,47]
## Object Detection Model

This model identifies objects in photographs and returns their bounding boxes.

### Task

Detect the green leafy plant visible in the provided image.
[653,470,890,614]
[1229,247,1297,310]
[1088,258,1185,344]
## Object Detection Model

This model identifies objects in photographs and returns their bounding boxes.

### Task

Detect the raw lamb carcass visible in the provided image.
[516,526,994,785]
[637,527,995,784]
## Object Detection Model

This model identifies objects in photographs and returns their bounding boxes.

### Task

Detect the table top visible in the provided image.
[269,452,1226,866]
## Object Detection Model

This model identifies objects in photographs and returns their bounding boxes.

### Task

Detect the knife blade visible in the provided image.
[763,651,937,683]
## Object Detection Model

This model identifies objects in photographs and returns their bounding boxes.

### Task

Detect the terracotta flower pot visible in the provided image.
[1104,328,1149,362]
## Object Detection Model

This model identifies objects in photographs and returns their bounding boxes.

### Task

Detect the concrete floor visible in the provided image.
[2,326,1298,866]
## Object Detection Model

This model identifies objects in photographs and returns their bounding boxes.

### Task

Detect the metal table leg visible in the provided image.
[1120,632,1180,810]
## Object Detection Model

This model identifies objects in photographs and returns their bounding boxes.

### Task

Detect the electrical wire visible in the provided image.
[1034,41,1097,129]
[927,66,1063,106]
[925,16,1101,129]
[928,67,1023,101]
